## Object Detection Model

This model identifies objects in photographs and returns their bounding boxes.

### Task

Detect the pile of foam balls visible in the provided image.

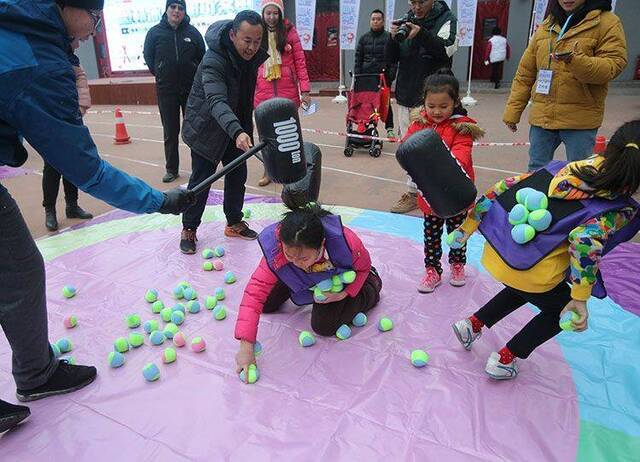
[509,187,553,244]
[309,271,357,302]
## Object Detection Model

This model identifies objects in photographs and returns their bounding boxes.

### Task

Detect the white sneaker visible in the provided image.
[485,352,519,380]
[452,318,481,351]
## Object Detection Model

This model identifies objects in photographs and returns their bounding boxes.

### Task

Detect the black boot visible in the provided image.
[45,207,58,231]
[0,399,30,433]
[66,203,93,220]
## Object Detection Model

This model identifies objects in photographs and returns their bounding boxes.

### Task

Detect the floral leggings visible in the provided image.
[423,213,467,274]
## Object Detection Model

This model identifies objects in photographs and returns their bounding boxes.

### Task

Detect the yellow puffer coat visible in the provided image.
[503,10,627,130]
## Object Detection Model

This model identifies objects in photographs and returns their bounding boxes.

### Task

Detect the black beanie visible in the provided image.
[166,0,186,11]
[58,0,104,10]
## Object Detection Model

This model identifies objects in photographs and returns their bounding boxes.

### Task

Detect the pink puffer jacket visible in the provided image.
[234,226,372,343]
[254,23,311,108]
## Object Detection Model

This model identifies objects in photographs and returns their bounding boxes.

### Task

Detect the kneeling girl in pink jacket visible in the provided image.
[234,204,382,376]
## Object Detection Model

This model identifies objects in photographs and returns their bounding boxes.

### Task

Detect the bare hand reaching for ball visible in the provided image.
[235,340,256,382]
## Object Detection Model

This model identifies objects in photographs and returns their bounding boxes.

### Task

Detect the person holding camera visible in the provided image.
[386,0,459,214]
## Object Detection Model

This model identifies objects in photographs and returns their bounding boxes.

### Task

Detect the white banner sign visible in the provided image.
[340,0,360,50]
[295,0,317,51]
[529,0,549,39]
[456,0,478,47]
[385,0,396,32]
[612,0,617,12]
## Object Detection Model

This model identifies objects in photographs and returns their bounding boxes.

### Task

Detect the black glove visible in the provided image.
[158,188,195,215]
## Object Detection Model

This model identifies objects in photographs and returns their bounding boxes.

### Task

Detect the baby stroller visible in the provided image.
[344,72,391,158]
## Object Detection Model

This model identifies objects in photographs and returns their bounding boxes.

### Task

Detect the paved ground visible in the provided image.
[4,90,640,239]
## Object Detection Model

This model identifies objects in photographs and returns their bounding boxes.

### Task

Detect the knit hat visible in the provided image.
[58,0,104,10]
[261,0,284,16]
[166,0,186,12]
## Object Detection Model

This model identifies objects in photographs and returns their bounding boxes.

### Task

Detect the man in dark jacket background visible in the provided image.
[143,0,205,183]
[179,10,267,253]
[354,9,397,138]
[386,0,458,213]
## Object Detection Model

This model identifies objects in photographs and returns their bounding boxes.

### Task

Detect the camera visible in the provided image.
[392,12,415,43]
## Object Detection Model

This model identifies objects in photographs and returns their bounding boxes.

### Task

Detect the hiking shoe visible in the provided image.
[450,263,466,287]
[485,352,519,380]
[16,360,97,402]
[417,267,441,293]
[258,176,271,187]
[0,400,30,433]
[452,318,482,351]
[162,172,179,183]
[225,221,258,240]
[65,204,93,220]
[390,192,418,214]
[180,228,197,254]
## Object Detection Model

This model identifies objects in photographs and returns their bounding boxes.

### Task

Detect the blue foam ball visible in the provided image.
[214,246,225,257]
[336,324,352,340]
[171,310,185,325]
[142,363,160,382]
[515,187,537,206]
[108,351,125,368]
[511,223,536,244]
[50,343,61,358]
[173,286,184,299]
[186,300,201,314]
[352,312,368,327]
[524,190,549,211]
[508,204,530,226]
[149,330,166,345]
[172,303,186,315]
[528,209,553,232]
[253,341,262,357]
[182,287,197,301]
[317,279,333,292]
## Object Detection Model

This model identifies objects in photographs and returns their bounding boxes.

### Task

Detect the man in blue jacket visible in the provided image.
[0,0,194,432]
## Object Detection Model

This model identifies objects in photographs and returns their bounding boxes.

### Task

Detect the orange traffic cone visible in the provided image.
[594,134,606,154]
[114,107,131,145]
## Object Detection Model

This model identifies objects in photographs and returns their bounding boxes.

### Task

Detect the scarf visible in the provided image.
[263,30,282,81]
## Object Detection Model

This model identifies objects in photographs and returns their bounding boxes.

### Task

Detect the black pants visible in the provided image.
[490,62,504,88]
[423,213,467,273]
[385,104,394,130]
[158,92,188,175]
[263,270,383,336]
[182,147,247,229]
[42,162,78,208]
[474,281,572,359]
[0,184,58,389]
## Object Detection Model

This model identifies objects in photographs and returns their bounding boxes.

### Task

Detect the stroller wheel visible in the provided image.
[369,147,381,158]
[344,147,354,157]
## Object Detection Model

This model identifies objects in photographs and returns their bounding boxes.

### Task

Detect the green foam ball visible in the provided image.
[160,307,173,322]
[114,337,129,353]
[528,209,552,232]
[378,317,393,332]
[62,285,76,299]
[205,296,217,310]
[163,347,177,364]
[410,349,430,368]
[243,209,251,219]
[340,270,356,284]
[239,364,259,384]
[298,331,316,347]
[213,304,227,321]
[151,300,164,313]
[145,289,158,303]
[171,310,185,325]
[163,323,179,339]
[511,223,536,244]
[559,311,580,331]
[202,248,214,259]
[125,313,141,329]
[128,332,145,348]
[508,204,530,226]
[203,261,214,271]
[515,187,536,206]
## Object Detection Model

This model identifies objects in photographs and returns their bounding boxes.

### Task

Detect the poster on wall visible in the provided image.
[103,0,256,72]
[529,0,549,39]
[296,0,317,51]
[385,0,395,31]
[456,0,478,47]
[339,0,360,50]
[611,0,617,11]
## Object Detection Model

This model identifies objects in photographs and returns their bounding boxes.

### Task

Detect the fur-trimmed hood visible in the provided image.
[409,107,486,141]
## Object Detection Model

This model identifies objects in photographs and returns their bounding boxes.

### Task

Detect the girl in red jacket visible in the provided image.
[403,70,484,293]
[234,204,382,378]
[255,0,312,187]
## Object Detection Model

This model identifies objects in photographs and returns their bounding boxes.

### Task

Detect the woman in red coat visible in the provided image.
[402,70,484,293]
[254,0,311,186]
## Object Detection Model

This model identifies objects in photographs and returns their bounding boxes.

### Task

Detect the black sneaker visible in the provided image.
[16,360,97,403]
[0,400,30,433]
[162,172,179,183]
[180,228,197,254]
[224,221,258,240]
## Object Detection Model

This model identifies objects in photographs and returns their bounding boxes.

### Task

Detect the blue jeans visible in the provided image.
[528,125,597,172]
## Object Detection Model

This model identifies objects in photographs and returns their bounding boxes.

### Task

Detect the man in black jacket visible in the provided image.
[179,10,267,253]
[386,0,458,213]
[143,0,205,183]
[354,9,397,138]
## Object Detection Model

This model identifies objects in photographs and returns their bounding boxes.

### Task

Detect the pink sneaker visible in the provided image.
[417,267,442,293]
[450,263,466,287]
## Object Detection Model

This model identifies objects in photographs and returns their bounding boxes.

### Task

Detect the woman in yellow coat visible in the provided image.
[503,0,627,172]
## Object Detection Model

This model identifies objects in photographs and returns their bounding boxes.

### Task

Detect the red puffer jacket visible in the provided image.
[402,109,484,215]
[254,23,311,108]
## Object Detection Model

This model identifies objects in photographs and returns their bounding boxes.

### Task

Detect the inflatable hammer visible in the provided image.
[190,98,307,195]
[396,129,477,218]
